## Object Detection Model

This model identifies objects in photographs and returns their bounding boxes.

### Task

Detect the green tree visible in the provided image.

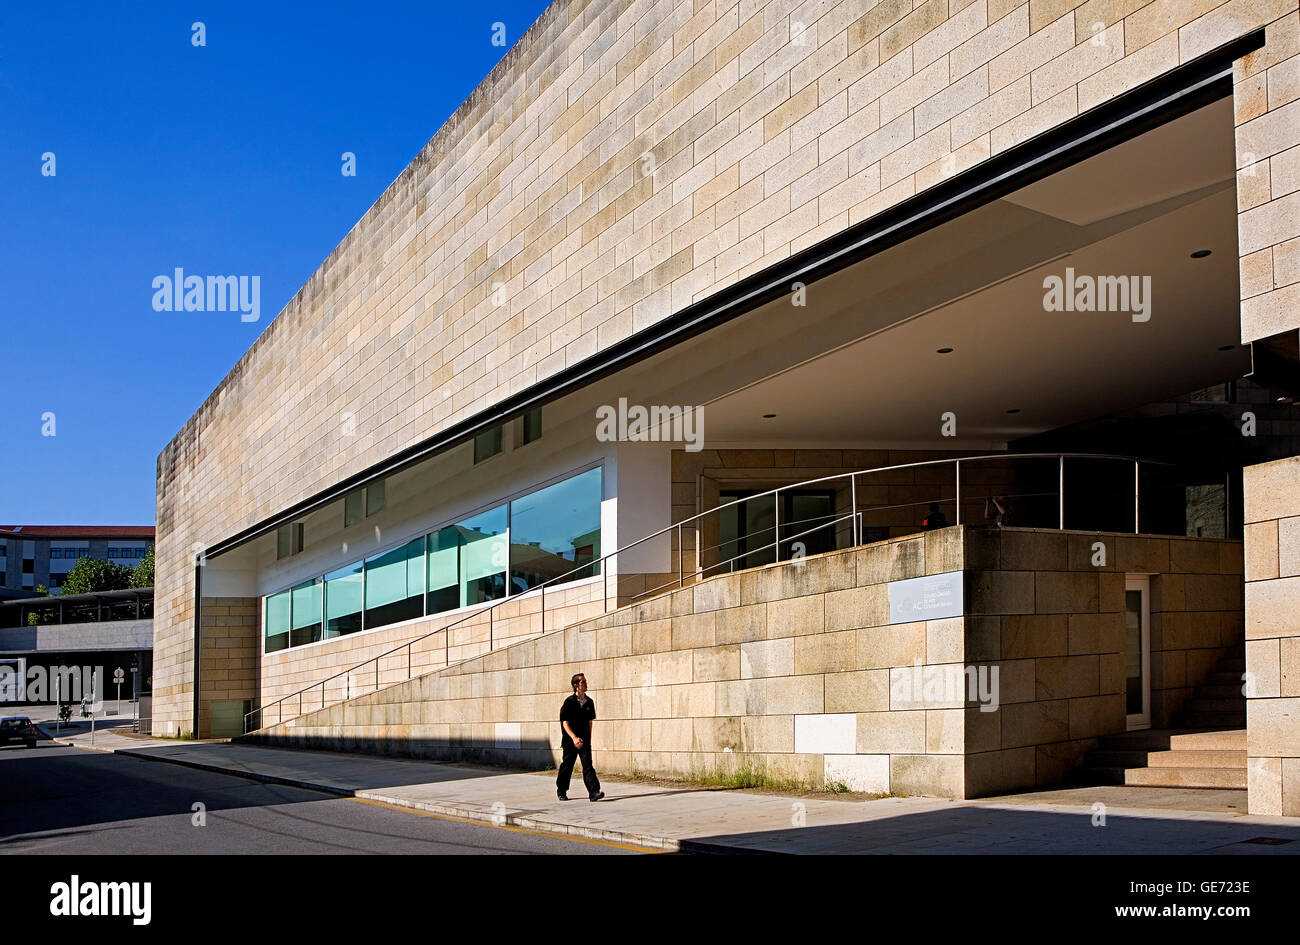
[130,546,155,588]
[59,556,132,596]
[26,585,49,626]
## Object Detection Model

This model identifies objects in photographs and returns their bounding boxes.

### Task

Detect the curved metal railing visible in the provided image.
[244,451,1171,733]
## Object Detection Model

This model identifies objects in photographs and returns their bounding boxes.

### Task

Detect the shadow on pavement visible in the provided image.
[680,804,1300,854]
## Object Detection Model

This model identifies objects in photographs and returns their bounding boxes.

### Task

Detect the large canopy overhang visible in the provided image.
[199,28,1264,564]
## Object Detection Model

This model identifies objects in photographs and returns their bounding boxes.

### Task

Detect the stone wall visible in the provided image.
[250,526,1242,798]
[157,0,1299,733]
[1243,455,1300,816]
[252,529,971,794]
[196,597,258,738]
[252,577,606,725]
[1236,10,1300,343]
[961,528,1241,795]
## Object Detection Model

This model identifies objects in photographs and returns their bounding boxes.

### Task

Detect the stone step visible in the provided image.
[1176,710,1247,728]
[1205,672,1245,686]
[1123,766,1246,789]
[1068,766,1125,786]
[1168,729,1246,751]
[1180,697,1246,713]
[1195,684,1244,700]
[1085,750,1155,768]
[1086,748,1245,769]
[1146,749,1245,769]
[1097,728,1245,752]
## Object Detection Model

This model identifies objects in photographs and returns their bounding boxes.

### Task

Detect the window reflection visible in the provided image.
[426,505,507,615]
[509,467,601,593]
[266,466,603,650]
[323,560,363,639]
[265,590,290,653]
[365,538,423,628]
[290,579,322,646]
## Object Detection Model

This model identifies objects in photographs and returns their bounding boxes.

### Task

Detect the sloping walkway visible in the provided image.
[37,723,1300,854]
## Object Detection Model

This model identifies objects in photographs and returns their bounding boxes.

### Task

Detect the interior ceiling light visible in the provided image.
[936,347,954,354]
[1190,249,1212,258]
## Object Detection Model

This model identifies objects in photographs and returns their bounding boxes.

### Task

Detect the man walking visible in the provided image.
[557,673,604,802]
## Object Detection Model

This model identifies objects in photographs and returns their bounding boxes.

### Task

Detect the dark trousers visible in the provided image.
[556,739,600,796]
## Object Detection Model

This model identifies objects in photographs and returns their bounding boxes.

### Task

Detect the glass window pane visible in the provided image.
[323,560,364,638]
[459,505,507,606]
[290,579,322,647]
[265,591,290,653]
[364,538,424,628]
[426,526,460,615]
[344,491,363,527]
[367,480,386,516]
[1126,589,1143,715]
[474,427,502,463]
[519,408,542,445]
[509,468,602,593]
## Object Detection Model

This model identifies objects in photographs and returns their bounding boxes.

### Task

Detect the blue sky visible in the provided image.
[0,0,552,525]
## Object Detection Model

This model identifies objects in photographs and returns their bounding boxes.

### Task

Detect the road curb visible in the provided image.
[34,723,119,754]
[110,747,755,853]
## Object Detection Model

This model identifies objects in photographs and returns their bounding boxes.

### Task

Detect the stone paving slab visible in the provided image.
[36,731,1300,855]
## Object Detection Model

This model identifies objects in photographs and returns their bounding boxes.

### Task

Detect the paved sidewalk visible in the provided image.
[32,712,208,752]
[34,726,1300,854]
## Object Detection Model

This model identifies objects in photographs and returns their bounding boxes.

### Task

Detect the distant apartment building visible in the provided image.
[0,526,155,597]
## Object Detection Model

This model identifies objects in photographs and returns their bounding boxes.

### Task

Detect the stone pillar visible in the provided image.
[1236,12,1300,343]
[1243,456,1300,815]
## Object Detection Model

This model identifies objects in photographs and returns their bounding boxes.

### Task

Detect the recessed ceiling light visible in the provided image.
[1276,396,1291,404]
[762,413,776,419]
[1006,408,1020,414]
[1218,344,1235,351]
[1190,249,1212,258]
[936,347,954,354]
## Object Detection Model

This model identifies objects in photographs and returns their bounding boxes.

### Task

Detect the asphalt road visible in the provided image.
[0,739,640,855]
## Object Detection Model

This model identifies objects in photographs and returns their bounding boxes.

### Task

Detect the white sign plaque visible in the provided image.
[887,571,963,624]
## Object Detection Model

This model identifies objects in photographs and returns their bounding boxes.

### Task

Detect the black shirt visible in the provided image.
[560,694,596,745]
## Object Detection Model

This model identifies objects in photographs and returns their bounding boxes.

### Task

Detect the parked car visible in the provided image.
[0,717,38,748]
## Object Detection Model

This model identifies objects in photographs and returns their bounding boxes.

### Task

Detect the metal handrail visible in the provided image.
[245,451,1163,732]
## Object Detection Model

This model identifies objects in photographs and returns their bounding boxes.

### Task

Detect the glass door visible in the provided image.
[1125,575,1151,730]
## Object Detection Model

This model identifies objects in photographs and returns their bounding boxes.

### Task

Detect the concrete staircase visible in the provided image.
[1072,651,1247,789]
[1173,654,1247,728]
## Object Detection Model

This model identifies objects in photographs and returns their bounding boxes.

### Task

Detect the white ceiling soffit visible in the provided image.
[580,99,1244,445]
[1001,96,1235,225]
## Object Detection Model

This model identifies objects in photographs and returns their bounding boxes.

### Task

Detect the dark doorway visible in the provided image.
[718,490,836,572]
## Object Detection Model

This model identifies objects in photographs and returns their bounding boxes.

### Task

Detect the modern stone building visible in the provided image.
[153,0,1300,814]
